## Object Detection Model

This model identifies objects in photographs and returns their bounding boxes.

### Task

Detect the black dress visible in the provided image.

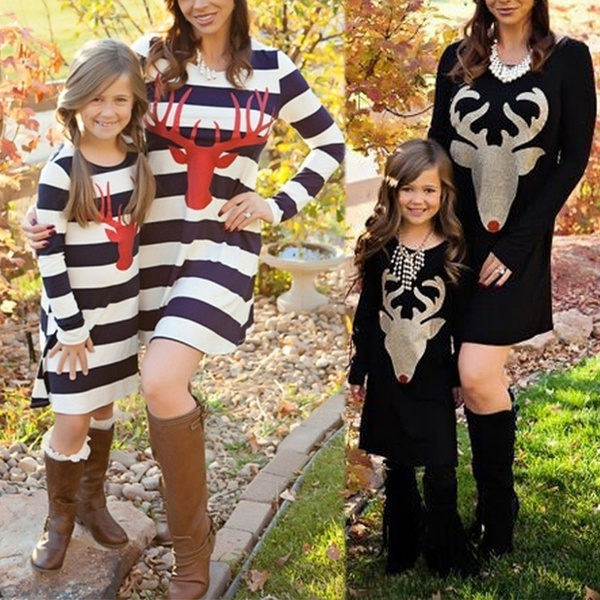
[429,38,596,345]
[349,242,461,466]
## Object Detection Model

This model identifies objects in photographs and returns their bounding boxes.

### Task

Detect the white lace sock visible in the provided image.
[89,416,115,431]
[42,428,91,462]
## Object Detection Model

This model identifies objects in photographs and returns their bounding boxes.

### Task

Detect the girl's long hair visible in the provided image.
[57,38,155,227]
[146,0,253,90]
[354,139,465,285]
[450,0,555,83]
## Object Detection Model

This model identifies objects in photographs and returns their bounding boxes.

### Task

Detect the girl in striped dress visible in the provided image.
[30,39,154,573]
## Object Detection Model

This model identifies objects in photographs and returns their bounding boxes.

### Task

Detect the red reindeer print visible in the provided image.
[145,84,274,210]
[96,182,137,271]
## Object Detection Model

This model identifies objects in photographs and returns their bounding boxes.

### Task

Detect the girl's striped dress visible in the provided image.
[133,36,345,355]
[32,144,140,414]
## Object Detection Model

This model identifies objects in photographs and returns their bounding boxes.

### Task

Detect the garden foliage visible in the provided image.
[346,0,600,233]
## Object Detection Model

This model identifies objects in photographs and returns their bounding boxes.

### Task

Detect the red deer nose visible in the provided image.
[487,220,500,232]
[398,375,408,384]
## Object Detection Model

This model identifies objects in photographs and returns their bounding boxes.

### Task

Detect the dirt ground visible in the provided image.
[551,233,600,314]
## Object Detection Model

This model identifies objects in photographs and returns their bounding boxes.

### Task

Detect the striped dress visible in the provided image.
[31,144,140,413]
[133,36,345,354]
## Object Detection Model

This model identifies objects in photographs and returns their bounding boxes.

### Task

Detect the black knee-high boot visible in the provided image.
[467,391,519,544]
[422,465,479,577]
[466,408,519,559]
[383,461,423,574]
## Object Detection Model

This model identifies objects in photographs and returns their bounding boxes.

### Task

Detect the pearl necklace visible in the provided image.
[196,50,217,81]
[489,40,532,83]
[390,230,434,291]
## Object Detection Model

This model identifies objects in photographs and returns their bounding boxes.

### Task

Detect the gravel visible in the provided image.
[0,267,351,599]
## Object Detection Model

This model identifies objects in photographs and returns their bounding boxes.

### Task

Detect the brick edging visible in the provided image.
[203,393,345,599]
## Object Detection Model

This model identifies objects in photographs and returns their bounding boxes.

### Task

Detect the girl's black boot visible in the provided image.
[383,462,423,574]
[422,465,480,578]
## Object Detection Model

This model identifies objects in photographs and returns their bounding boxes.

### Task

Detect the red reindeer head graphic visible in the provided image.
[145,84,274,210]
[96,182,137,271]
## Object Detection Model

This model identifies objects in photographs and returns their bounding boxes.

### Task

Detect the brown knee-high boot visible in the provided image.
[31,454,84,572]
[147,405,214,600]
[76,427,128,548]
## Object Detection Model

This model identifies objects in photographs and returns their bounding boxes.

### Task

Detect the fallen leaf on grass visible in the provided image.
[274,552,291,566]
[280,488,296,502]
[348,522,368,540]
[245,569,269,592]
[248,432,267,453]
[326,542,341,561]
[585,587,600,600]
[302,543,312,553]
[276,400,299,417]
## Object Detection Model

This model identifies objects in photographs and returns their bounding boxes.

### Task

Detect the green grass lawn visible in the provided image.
[347,356,600,600]
[232,431,345,600]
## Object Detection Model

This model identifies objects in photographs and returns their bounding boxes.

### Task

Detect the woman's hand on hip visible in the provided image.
[22,206,55,253]
[219,192,274,231]
[479,252,512,287]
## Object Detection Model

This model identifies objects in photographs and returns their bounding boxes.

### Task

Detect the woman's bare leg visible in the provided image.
[141,338,203,418]
[458,343,512,414]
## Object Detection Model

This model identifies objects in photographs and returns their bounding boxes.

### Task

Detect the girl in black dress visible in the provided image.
[349,139,478,577]
[429,0,596,559]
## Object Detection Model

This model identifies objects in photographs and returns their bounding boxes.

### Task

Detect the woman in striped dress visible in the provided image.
[30,39,155,572]
[133,2,343,597]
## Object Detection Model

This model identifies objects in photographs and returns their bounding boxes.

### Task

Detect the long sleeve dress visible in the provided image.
[348,242,461,466]
[132,36,345,355]
[31,145,140,413]
[429,38,596,345]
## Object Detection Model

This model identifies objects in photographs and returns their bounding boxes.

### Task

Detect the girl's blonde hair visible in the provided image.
[57,38,155,226]
[354,138,465,285]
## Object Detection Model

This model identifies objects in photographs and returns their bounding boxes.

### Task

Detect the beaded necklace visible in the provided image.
[390,229,434,290]
[489,40,532,83]
[196,50,218,81]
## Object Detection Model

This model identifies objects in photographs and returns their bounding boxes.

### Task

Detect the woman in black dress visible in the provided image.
[429,0,596,558]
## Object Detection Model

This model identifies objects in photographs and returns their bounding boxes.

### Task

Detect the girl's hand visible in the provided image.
[349,384,366,402]
[479,252,512,287]
[49,338,95,381]
[219,192,274,231]
[22,206,55,252]
[452,386,464,408]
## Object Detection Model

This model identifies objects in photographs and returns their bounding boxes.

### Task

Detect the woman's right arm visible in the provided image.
[22,205,55,250]
[428,44,459,150]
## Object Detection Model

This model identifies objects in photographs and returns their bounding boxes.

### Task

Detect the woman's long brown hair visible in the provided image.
[353,139,466,285]
[146,0,253,90]
[450,0,556,83]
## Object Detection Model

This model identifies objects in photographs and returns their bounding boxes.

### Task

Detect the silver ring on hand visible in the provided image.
[243,211,252,219]
[497,266,507,275]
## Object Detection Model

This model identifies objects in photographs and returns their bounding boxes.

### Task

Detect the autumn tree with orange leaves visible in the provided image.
[345,0,451,162]
[0,13,65,319]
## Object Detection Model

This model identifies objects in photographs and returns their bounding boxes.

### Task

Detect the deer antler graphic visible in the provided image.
[379,273,446,384]
[96,182,137,271]
[450,86,549,232]
[145,82,275,210]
